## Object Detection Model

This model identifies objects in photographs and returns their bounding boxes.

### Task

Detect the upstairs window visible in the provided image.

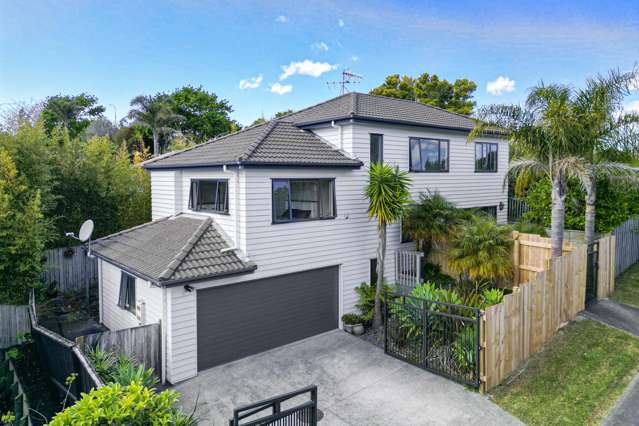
[370,134,383,164]
[189,179,229,213]
[118,272,136,313]
[475,142,498,172]
[409,138,449,172]
[272,179,336,223]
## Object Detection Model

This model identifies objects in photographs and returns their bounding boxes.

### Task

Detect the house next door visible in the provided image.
[196,266,339,371]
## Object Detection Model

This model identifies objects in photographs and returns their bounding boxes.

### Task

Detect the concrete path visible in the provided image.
[173,330,521,426]
[585,299,639,425]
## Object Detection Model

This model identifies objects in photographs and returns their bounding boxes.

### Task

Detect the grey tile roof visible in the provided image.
[91,215,256,285]
[286,92,478,131]
[143,120,362,170]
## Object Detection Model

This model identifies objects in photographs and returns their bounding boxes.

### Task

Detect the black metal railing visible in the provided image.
[508,197,530,223]
[384,292,482,388]
[229,385,318,426]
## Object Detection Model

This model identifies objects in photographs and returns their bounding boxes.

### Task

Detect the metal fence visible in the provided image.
[613,217,639,277]
[229,386,318,426]
[384,292,481,388]
[508,197,530,223]
[41,245,98,292]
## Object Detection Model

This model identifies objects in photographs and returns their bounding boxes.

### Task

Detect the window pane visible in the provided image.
[272,180,290,221]
[439,141,448,170]
[198,181,218,210]
[421,140,439,171]
[291,180,319,219]
[319,180,334,218]
[216,181,228,212]
[370,134,382,163]
[410,139,421,171]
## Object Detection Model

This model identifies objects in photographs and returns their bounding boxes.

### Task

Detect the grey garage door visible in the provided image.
[196,266,339,371]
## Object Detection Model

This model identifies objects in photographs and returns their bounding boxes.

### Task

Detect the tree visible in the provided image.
[0,100,43,134]
[571,69,639,245]
[41,93,105,138]
[471,84,584,257]
[128,94,181,155]
[0,149,47,304]
[365,163,411,328]
[448,216,513,283]
[169,86,237,143]
[403,191,461,259]
[250,109,295,127]
[370,73,477,114]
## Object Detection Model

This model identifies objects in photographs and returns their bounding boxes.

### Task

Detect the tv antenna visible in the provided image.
[327,69,363,95]
[65,219,95,258]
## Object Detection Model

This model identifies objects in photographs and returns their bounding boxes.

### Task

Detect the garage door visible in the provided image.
[196,266,339,371]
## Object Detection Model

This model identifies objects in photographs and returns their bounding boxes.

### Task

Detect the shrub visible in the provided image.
[482,288,504,307]
[48,381,196,426]
[341,313,363,325]
[452,326,476,373]
[421,262,455,288]
[87,346,117,383]
[354,281,393,325]
[87,348,156,388]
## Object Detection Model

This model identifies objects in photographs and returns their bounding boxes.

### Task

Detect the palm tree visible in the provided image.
[365,163,411,328]
[470,84,584,257]
[127,95,182,156]
[403,191,461,259]
[448,216,513,283]
[572,69,639,245]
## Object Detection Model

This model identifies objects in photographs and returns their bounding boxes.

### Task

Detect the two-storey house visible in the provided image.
[91,92,509,383]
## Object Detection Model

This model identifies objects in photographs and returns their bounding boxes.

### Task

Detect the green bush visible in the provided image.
[87,347,156,388]
[48,381,196,426]
[452,325,476,373]
[482,288,504,307]
[341,313,363,325]
[421,262,456,287]
[354,281,393,325]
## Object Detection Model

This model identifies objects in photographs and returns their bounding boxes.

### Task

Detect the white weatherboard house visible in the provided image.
[91,93,509,384]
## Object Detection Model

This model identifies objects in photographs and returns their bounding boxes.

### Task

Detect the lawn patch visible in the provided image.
[490,319,639,426]
[611,262,639,308]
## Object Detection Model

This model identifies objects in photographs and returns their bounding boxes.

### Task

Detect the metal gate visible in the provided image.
[586,242,599,303]
[229,386,318,426]
[384,292,481,388]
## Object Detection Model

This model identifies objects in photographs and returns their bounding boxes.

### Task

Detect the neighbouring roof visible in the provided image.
[91,215,256,285]
[285,92,478,131]
[142,120,363,170]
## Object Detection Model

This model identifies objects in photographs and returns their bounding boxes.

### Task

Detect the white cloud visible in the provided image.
[238,75,263,90]
[311,41,329,52]
[625,100,639,114]
[486,76,516,95]
[279,60,338,80]
[276,15,288,23]
[350,55,359,62]
[338,19,345,27]
[270,82,293,95]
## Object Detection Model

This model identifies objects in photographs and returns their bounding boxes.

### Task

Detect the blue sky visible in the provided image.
[1,0,638,126]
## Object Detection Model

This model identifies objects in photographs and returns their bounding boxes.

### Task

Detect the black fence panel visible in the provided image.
[229,386,318,426]
[384,292,481,388]
[586,242,599,303]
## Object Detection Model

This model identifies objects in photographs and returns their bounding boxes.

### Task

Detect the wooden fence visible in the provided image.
[0,305,31,349]
[613,217,639,277]
[596,235,616,299]
[481,242,588,391]
[41,245,98,292]
[76,323,162,378]
[512,232,576,285]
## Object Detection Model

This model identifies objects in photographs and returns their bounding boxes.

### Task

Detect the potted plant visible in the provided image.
[341,313,365,336]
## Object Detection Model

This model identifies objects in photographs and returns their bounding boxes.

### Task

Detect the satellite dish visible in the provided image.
[78,220,94,242]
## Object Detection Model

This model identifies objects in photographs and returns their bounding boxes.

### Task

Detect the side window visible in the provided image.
[272,179,336,223]
[409,138,449,172]
[189,179,229,213]
[118,272,136,313]
[370,134,383,164]
[475,142,498,172]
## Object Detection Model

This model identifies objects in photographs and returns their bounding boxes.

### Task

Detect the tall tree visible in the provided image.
[41,93,105,138]
[572,69,639,245]
[169,86,237,142]
[365,163,411,328]
[128,94,181,155]
[370,73,477,114]
[471,84,583,257]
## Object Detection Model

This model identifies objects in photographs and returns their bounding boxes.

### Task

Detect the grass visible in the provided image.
[610,261,639,308]
[490,319,639,426]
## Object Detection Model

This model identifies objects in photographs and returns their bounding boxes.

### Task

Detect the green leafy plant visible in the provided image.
[452,326,476,373]
[354,281,393,326]
[87,346,117,383]
[482,288,505,307]
[48,381,197,426]
[341,313,363,325]
[1,411,15,425]
[62,373,78,409]
[421,262,456,288]
[111,361,158,388]
[5,348,19,361]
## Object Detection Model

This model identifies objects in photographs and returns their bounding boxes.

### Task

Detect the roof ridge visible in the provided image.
[93,216,172,244]
[279,92,355,122]
[356,92,473,120]
[158,216,212,281]
[239,120,279,161]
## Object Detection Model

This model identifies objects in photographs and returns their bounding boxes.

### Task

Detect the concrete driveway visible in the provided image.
[174,330,522,425]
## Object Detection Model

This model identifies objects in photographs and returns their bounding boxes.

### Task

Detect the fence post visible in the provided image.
[512,231,520,286]
[383,291,389,354]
